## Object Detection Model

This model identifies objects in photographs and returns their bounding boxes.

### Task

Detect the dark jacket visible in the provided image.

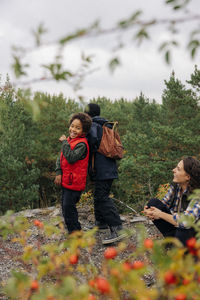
[87,116,118,181]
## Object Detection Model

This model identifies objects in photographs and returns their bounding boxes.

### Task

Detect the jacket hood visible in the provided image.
[92,116,108,126]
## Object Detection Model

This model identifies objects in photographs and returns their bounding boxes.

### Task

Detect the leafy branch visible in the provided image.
[10,1,200,96]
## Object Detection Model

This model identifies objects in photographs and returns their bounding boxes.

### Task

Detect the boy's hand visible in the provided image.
[59,135,67,142]
[54,175,62,186]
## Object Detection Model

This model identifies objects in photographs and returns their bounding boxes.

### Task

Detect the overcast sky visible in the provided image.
[0,0,200,103]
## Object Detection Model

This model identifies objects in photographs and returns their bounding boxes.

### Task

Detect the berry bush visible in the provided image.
[0,208,200,300]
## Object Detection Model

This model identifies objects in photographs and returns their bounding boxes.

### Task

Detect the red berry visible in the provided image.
[186,237,196,248]
[144,238,154,249]
[69,254,79,265]
[175,294,187,300]
[33,219,44,228]
[131,260,144,270]
[182,278,190,285]
[88,279,95,287]
[164,270,177,285]
[96,277,110,294]
[30,280,39,291]
[189,248,198,256]
[104,247,117,259]
[122,262,132,272]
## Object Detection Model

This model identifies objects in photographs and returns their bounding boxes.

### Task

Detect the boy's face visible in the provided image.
[69,119,84,139]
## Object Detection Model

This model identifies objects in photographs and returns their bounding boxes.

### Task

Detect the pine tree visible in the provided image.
[0,82,40,214]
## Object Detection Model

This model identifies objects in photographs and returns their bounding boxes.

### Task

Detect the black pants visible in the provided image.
[61,187,82,233]
[147,198,196,246]
[94,179,122,227]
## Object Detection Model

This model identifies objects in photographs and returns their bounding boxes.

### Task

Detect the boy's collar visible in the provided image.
[69,134,86,140]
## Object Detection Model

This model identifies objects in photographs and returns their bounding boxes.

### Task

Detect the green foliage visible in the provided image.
[165,0,191,11]
[187,64,200,92]
[0,82,40,214]
[108,57,121,73]
[1,66,200,213]
[1,70,200,297]
[11,55,29,78]
[42,63,73,81]
[0,207,200,300]
[31,23,48,47]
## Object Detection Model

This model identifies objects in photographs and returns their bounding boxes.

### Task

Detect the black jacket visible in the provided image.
[87,116,118,181]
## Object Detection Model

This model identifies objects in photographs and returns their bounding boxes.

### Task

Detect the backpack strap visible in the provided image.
[103,121,118,130]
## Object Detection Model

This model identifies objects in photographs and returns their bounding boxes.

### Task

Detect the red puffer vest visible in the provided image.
[60,136,89,191]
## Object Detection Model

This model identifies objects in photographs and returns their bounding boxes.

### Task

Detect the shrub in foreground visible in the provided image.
[0,211,200,300]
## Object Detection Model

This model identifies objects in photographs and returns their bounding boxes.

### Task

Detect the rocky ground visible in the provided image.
[0,204,162,299]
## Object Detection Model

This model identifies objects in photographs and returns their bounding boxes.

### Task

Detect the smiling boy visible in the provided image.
[54,113,92,233]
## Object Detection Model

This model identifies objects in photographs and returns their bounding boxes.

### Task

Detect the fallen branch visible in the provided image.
[113,198,140,216]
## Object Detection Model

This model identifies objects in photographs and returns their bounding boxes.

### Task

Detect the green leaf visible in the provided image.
[60,276,76,295]
[31,23,48,47]
[59,29,87,44]
[11,56,29,78]
[171,40,179,47]
[108,57,120,73]
[134,28,149,44]
[129,10,142,22]
[159,42,169,51]
[165,50,170,64]
[191,47,197,59]
[173,5,181,10]
[118,10,142,29]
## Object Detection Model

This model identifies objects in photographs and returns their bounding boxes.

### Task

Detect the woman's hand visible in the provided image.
[59,135,67,142]
[143,206,162,220]
[143,206,153,219]
[148,207,162,220]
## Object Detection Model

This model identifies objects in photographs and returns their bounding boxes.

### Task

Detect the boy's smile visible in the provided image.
[69,119,83,139]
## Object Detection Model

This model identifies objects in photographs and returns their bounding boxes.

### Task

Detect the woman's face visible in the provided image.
[172,160,190,185]
[69,119,83,139]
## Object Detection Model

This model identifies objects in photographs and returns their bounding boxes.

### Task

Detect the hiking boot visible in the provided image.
[95,221,109,231]
[83,222,108,231]
[82,224,94,231]
[102,225,127,245]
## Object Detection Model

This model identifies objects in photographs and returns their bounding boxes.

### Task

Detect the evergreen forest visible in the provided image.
[1,68,200,215]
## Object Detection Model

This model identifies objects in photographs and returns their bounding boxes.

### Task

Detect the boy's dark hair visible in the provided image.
[69,112,92,135]
[84,103,100,117]
[183,156,200,191]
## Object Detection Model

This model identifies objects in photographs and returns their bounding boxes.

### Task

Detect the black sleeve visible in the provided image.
[62,141,87,164]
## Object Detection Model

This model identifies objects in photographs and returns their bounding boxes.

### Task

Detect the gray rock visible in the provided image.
[130,216,149,223]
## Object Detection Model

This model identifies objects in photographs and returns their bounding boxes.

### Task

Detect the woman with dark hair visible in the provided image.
[143,157,200,246]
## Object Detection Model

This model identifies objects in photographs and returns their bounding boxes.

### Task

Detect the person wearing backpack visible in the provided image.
[85,103,126,244]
